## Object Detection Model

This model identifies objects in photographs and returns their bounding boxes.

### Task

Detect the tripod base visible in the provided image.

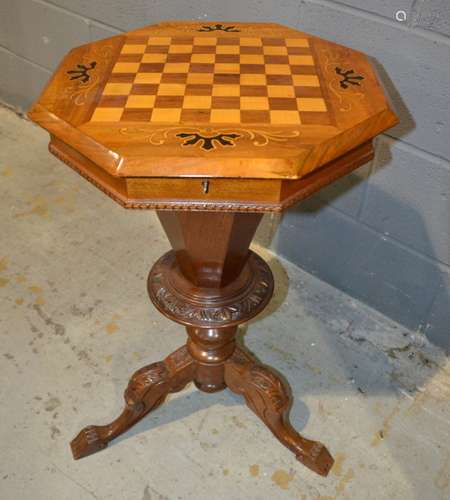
[71,345,333,477]
[70,211,334,477]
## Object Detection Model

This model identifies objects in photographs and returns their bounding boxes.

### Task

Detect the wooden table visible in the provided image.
[28,21,398,477]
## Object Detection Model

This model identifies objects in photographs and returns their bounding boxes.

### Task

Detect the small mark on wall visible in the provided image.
[14,196,49,219]
[371,403,401,446]
[434,453,450,490]
[249,464,260,477]
[335,468,355,495]
[50,425,61,440]
[142,485,151,500]
[0,278,9,288]
[1,167,13,177]
[271,469,294,490]
[0,257,9,272]
[106,322,118,334]
[44,396,61,412]
[29,285,45,306]
[331,452,347,476]
[231,415,246,428]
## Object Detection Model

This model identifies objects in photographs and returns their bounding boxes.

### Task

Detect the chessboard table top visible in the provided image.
[28,21,398,180]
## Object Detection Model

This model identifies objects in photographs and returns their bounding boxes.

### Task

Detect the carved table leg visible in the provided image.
[70,345,194,459]
[224,347,334,476]
[71,210,334,477]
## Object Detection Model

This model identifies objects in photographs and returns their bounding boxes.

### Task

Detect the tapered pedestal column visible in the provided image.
[70,211,334,476]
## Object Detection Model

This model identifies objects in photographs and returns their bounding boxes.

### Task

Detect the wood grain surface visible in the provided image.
[70,210,334,476]
[28,21,398,180]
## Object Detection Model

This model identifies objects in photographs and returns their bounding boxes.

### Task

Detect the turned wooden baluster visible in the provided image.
[187,326,237,393]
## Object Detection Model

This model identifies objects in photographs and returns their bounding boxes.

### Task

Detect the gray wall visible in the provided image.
[1,1,449,349]
[270,1,450,352]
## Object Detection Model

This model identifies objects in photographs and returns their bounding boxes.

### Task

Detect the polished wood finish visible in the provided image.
[156,211,263,287]
[48,135,374,212]
[71,211,333,476]
[28,20,397,186]
[71,345,195,460]
[28,20,399,478]
[225,348,333,476]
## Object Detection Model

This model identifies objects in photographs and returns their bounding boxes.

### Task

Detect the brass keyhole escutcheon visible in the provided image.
[202,180,209,194]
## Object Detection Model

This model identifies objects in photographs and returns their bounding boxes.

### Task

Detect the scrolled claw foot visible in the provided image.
[225,347,334,477]
[296,441,334,477]
[70,425,107,460]
[70,345,195,460]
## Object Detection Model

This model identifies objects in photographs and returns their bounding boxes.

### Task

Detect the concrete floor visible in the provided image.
[0,105,449,500]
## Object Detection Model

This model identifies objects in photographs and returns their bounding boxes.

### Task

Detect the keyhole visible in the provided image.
[202,180,209,194]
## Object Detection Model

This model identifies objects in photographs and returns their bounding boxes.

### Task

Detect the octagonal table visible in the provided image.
[28,20,398,476]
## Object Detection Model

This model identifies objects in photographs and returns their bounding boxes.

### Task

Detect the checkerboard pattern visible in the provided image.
[90,35,331,126]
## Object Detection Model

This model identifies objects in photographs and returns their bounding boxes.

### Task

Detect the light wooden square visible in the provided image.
[193,37,217,45]
[240,74,267,85]
[216,45,240,54]
[134,73,161,84]
[210,109,241,123]
[141,53,167,63]
[263,46,288,56]
[164,63,190,73]
[90,108,123,122]
[267,85,295,98]
[121,44,146,54]
[265,64,291,75]
[240,54,264,64]
[240,97,270,110]
[292,74,320,86]
[191,53,216,63]
[297,98,327,112]
[183,96,212,109]
[125,95,156,108]
[112,62,140,73]
[169,45,192,54]
[214,63,240,74]
[148,37,171,45]
[157,83,186,96]
[151,108,182,123]
[240,37,262,46]
[270,110,301,124]
[103,83,133,95]
[286,38,309,47]
[187,73,214,84]
[212,85,240,96]
[289,55,314,66]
